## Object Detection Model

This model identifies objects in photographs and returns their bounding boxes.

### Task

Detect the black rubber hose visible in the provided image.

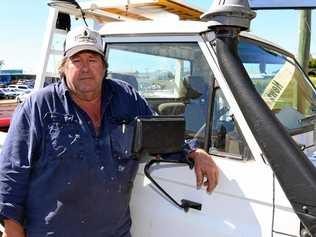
[215,33,316,234]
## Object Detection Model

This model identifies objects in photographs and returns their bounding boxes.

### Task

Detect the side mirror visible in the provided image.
[133,116,185,157]
[133,116,203,212]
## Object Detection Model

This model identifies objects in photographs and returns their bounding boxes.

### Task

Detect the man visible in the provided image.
[0,27,218,237]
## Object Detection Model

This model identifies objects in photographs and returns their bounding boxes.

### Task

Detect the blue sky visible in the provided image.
[0,0,315,73]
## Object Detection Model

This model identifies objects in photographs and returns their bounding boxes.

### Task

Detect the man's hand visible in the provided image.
[188,148,219,192]
[3,219,25,237]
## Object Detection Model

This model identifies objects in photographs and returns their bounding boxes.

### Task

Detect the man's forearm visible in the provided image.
[3,219,25,237]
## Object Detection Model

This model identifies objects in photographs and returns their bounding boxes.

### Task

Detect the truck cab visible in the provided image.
[4,0,316,236]
[99,20,315,237]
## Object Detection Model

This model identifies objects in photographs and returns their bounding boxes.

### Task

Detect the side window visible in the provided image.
[210,88,252,159]
[106,42,214,148]
[107,44,191,98]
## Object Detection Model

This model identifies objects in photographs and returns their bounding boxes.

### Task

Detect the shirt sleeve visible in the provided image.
[0,100,39,225]
[160,139,198,162]
[135,91,155,117]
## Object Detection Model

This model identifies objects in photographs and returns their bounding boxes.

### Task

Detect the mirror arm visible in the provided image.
[144,159,202,212]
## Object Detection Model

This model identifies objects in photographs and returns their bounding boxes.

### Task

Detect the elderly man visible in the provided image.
[0,27,218,237]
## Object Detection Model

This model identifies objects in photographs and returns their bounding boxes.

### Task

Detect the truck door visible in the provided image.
[209,37,312,236]
[236,38,316,236]
[105,36,275,237]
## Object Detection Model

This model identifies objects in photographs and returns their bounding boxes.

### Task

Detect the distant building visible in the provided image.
[0,69,35,86]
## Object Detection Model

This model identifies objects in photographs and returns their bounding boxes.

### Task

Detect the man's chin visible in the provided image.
[78,84,100,93]
[80,85,103,94]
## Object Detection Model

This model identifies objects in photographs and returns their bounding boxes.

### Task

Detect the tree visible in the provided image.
[0,60,4,69]
[298,10,311,73]
[309,57,316,69]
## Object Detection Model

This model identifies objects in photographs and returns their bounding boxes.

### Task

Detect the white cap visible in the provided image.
[64,26,104,58]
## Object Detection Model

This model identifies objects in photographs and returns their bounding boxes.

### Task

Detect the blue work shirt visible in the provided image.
[0,78,179,236]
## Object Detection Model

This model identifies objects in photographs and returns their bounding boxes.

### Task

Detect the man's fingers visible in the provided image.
[190,148,219,192]
[205,172,215,192]
[195,165,203,187]
[209,164,219,192]
[202,163,219,192]
[196,167,216,192]
[195,168,217,191]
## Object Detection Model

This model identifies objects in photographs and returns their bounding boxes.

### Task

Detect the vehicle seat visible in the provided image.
[184,76,209,133]
[158,102,185,115]
[109,73,139,90]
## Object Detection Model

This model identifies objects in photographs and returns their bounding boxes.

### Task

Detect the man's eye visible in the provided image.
[72,59,81,63]
[89,58,98,63]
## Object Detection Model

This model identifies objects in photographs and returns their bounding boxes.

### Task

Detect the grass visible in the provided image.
[310,76,316,86]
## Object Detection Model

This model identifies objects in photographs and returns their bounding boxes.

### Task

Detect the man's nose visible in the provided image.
[81,61,90,72]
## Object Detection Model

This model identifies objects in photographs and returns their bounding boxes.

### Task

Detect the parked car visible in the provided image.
[7,84,32,94]
[0,117,10,132]
[0,88,18,99]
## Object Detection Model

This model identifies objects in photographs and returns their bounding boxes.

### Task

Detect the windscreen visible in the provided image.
[239,40,316,135]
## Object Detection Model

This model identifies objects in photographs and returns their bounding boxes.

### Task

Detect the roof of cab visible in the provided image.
[98,20,293,57]
[98,20,209,35]
[50,0,292,57]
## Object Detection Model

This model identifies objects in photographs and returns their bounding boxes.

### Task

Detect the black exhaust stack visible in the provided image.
[201,0,316,235]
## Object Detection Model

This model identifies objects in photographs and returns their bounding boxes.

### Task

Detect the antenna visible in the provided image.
[125,0,130,16]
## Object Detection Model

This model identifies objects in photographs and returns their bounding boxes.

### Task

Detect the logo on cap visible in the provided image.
[74,30,98,44]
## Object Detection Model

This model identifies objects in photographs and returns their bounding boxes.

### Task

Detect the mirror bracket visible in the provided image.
[144,159,202,212]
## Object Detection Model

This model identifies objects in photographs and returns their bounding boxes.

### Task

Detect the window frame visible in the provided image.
[209,87,253,161]
[104,35,216,150]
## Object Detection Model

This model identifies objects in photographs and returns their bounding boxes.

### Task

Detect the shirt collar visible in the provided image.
[60,78,69,96]
[101,78,114,111]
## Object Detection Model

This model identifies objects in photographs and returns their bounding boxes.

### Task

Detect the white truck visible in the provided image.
[3,0,316,236]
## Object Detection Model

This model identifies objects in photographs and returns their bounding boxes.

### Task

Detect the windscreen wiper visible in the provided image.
[299,114,316,126]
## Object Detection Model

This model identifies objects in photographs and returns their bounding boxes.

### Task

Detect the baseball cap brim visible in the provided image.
[65,45,105,58]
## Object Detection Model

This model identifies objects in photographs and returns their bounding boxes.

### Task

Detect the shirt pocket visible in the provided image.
[43,112,82,161]
[109,119,135,160]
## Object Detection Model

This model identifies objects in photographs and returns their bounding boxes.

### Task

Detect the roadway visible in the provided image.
[0,99,17,119]
[0,100,16,132]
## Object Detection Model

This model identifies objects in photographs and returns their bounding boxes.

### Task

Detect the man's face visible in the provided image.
[64,51,106,99]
